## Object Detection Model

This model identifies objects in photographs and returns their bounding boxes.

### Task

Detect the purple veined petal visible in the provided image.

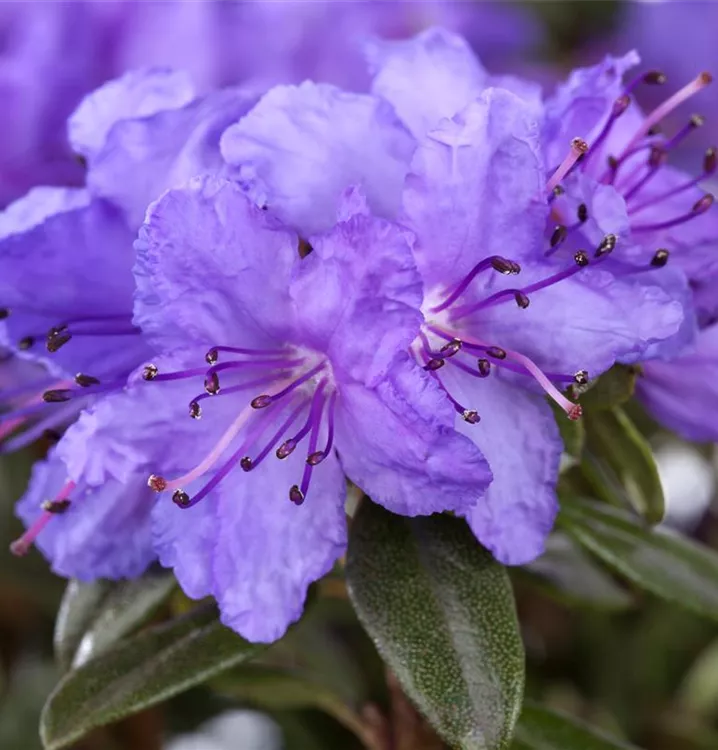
[220,81,415,237]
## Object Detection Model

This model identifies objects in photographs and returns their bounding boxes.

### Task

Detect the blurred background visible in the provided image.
[2,2,717,749]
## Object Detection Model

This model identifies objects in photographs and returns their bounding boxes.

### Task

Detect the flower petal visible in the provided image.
[220,82,415,236]
[401,89,546,287]
[439,364,561,564]
[334,354,492,517]
[68,68,195,163]
[134,175,297,353]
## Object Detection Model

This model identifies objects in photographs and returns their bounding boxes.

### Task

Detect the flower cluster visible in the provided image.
[2,27,715,643]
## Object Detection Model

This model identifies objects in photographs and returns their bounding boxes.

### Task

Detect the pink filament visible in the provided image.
[10,480,76,556]
[546,138,589,194]
[623,73,713,153]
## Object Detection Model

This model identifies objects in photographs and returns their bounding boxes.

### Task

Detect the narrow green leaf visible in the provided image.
[518,533,632,611]
[560,497,718,621]
[40,605,264,750]
[346,500,524,750]
[583,407,665,524]
[579,364,640,412]
[512,703,638,750]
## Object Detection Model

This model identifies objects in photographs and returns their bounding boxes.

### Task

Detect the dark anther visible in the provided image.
[298,238,314,258]
[612,94,631,117]
[514,291,530,309]
[573,370,589,386]
[700,72,713,85]
[690,114,706,128]
[574,251,590,267]
[651,249,670,268]
[0,308,9,320]
[41,499,71,514]
[142,364,158,381]
[571,137,589,155]
[490,257,515,275]
[276,439,297,459]
[595,234,617,258]
[47,329,72,353]
[552,185,565,197]
[204,372,220,395]
[424,358,445,371]
[172,489,191,507]
[693,194,715,214]
[42,389,72,403]
[508,261,521,274]
[704,147,717,174]
[550,225,567,248]
[240,456,253,471]
[477,359,491,377]
[607,155,619,171]
[643,70,667,85]
[307,451,326,466]
[251,394,273,409]
[289,485,305,505]
[147,474,167,492]
[648,146,668,168]
[462,410,481,424]
[189,400,202,419]
[18,336,35,350]
[74,373,100,388]
[205,348,218,365]
[439,339,462,357]
[486,346,507,360]
[577,203,588,223]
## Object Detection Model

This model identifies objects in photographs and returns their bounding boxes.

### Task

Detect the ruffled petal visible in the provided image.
[220,82,415,236]
[366,27,488,139]
[334,354,492,517]
[68,68,195,163]
[439,364,561,564]
[88,87,260,228]
[290,189,422,385]
[134,175,297,353]
[401,89,546,287]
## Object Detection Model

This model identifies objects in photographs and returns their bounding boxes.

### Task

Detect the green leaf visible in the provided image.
[583,407,665,524]
[678,639,718,719]
[346,500,524,750]
[54,571,177,669]
[40,604,264,750]
[512,703,638,749]
[560,497,718,621]
[550,401,585,459]
[517,533,633,611]
[579,364,640,412]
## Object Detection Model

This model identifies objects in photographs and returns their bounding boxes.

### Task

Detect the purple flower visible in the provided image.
[0,0,537,207]
[221,29,685,563]
[0,69,257,452]
[15,176,489,642]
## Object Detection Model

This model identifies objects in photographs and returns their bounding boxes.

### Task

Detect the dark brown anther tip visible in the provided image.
[142,364,158,381]
[651,249,670,267]
[289,485,305,505]
[574,251,590,267]
[41,499,71,514]
[172,489,191,508]
[147,474,167,493]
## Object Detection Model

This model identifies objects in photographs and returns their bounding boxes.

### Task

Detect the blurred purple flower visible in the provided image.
[0,0,537,207]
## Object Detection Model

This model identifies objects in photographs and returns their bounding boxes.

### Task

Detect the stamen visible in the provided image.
[187,374,284,420]
[546,138,589,194]
[577,204,589,224]
[632,194,714,232]
[149,402,257,493]
[142,365,205,382]
[623,72,713,153]
[250,361,326,409]
[10,480,76,556]
[306,391,338,466]
[276,381,327,459]
[430,256,520,314]
[242,400,307,471]
[651,249,670,267]
[582,94,631,166]
[205,345,288,364]
[595,234,617,258]
[294,383,331,502]
[18,336,35,350]
[74,373,100,387]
